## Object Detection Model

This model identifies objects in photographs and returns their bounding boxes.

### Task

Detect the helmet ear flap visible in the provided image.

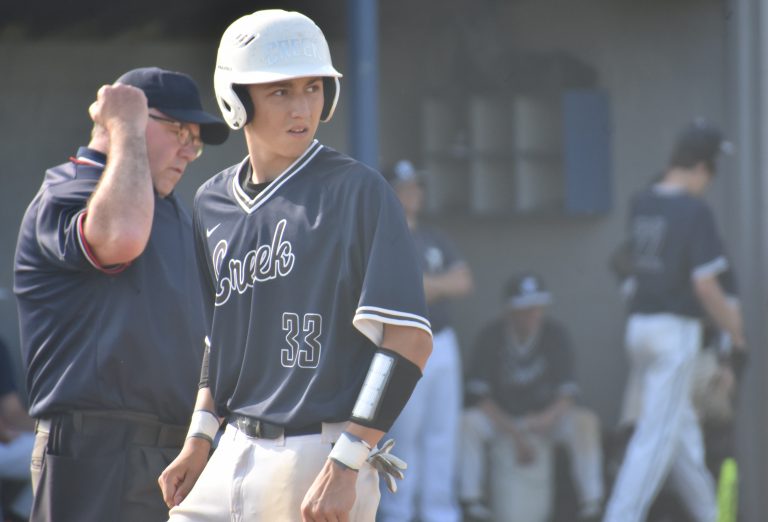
[233,85,254,126]
[214,75,249,130]
[321,77,340,122]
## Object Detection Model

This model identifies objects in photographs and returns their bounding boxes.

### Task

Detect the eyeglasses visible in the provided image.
[148,114,204,158]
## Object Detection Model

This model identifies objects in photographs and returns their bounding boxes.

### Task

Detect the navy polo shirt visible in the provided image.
[14,147,205,424]
[0,339,16,398]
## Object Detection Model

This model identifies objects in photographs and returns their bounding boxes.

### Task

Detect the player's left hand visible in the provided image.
[367,438,406,493]
[301,459,357,521]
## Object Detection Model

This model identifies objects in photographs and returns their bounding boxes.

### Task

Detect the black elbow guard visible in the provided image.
[350,348,422,432]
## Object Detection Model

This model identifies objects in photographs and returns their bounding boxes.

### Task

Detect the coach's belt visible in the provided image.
[231,414,322,439]
[41,410,187,448]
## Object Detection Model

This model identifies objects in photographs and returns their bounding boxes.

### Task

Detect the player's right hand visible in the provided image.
[158,437,211,509]
[88,83,148,136]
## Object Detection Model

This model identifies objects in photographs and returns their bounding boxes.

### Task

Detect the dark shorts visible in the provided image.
[30,410,186,522]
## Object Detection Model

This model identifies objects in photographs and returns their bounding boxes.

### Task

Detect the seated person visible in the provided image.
[459,272,604,522]
[0,338,35,521]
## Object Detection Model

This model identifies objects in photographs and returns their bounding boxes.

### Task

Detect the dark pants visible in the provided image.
[30,410,187,522]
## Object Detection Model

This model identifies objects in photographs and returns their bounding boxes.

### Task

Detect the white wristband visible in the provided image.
[186,410,220,443]
[328,432,372,471]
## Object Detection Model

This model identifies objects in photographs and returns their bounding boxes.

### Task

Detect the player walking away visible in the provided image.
[460,273,604,522]
[158,10,433,522]
[603,119,746,522]
[377,160,473,522]
[13,67,229,522]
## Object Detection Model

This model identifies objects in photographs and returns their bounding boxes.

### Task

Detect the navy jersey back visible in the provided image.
[466,317,578,416]
[194,141,431,427]
[14,148,206,424]
[628,185,727,317]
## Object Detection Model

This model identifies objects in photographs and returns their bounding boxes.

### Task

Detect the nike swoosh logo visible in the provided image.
[206,223,221,238]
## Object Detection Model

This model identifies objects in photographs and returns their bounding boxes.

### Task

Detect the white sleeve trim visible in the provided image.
[353,307,432,346]
[691,256,729,280]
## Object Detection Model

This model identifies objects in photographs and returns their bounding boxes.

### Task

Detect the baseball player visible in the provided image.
[603,119,746,522]
[158,9,433,522]
[378,159,473,522]
[460,273,604,522]
[13,67,229,521]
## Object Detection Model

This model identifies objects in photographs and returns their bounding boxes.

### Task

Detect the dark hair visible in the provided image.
[668,118,728,173]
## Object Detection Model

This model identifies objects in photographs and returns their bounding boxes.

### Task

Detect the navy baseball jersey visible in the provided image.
[14,147,206,424]
[628,185,728,318]
[411,226,465,334]
[194,140,431,427]
[466,317,578,416]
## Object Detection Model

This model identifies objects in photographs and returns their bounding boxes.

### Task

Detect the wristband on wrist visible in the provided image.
[328,432,372,471]
[186,409,220,444]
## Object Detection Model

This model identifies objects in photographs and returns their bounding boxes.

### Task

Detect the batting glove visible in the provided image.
[367,438,407,493]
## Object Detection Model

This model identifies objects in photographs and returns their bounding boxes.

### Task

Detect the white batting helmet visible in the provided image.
[214,9,343,129]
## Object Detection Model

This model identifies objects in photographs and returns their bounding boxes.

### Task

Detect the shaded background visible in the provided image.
[2,0,767,519]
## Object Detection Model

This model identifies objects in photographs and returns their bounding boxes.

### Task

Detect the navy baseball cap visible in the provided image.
[668,118,733,171]
[115,67,230,145]
[385,159,423,188]
[504,272,552,309]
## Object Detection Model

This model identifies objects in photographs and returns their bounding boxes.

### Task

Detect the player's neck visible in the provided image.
[244,134,307,183]
[659,168,707,196]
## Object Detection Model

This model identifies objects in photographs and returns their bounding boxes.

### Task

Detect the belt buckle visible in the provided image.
[258,421,283,439]
[237,416,283,439]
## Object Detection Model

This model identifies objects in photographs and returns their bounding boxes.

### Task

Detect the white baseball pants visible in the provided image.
[604,313,717,522]
[168,422,379,522]
[459,405,604,521]
[377,327,462,522]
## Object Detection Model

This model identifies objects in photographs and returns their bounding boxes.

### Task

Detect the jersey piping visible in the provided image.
[692,255,728,279]
[232,140,324,214]
[76,210,127,275]
[71,154,128,275]
[354,305,432,346]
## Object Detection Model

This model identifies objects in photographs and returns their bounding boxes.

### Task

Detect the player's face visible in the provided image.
[507,305,545,339]
[145,111,202,197]
[245,77,324,177]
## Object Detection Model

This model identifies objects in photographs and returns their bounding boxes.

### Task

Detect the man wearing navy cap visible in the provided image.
[14,67,228,521]
[460,273,604,522]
